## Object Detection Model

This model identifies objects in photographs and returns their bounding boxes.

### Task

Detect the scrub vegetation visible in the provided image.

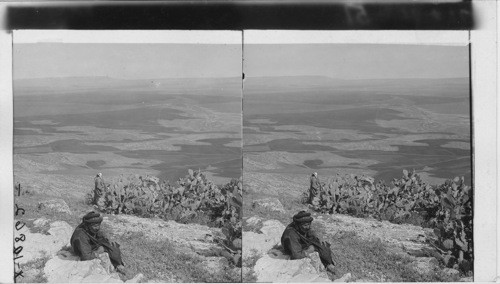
[92,170,243,268]
[307,170,472,274]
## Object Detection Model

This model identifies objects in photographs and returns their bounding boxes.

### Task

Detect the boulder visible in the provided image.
[259,220,286,237]
[243,231,279,260]
[442,268,460,279]
[33,217,50,228]
[125,273,145,283]
[333,273,352,282]
[246,216,263,227]
[17,220,73,264]
[38,199,72,214]
[408,257,439,275]
[201,256,230,274]
[253,252,330,282]
[243,220,285,260]
[44,250,122,283]
[252,198,286,213]
[20,267,45,282]
[459,276,473,282]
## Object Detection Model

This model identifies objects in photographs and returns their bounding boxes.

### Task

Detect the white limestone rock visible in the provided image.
[408,257,439,275]
[33,217,50,228]
[333,273,352,282]
[125,273,145,283]
[259,220,286,237]
[201,256,230,274]
[253,252,330,282]
[242,220,285,260]
[44,250,122,283]
[252,198,286,213]
[246,216,263,227]
[17,220,73,264]
[37,199,72,214]
[442,268,460,279]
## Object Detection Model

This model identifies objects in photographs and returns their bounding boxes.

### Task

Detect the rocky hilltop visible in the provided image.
[14,198,238,283]
[243,196,471,282]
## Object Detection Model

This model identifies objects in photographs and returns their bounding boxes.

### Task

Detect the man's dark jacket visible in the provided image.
[281,222,334,266]
[70,223,123,267]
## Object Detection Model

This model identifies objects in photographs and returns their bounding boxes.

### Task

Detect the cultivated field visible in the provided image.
[243,76,471,187]
[14,76,242,196]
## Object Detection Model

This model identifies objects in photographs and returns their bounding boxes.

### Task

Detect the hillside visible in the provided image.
[13,171,241,283]
[242,169,472,282]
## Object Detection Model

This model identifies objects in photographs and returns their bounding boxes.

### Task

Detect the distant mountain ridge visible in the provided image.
[14,76,241,96]
[245,75,467,85]
[245,76,469,98]
[15,75,469,98]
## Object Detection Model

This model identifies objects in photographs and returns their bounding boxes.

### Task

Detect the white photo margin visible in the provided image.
[0,6,497,281]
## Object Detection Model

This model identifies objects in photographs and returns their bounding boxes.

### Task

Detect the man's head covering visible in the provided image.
[312,172,318,177]
[293,210,313,224]
[97,173,102,178]
[83,211,103,224]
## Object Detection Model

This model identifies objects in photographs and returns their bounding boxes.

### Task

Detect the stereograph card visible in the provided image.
[0,1,497,283]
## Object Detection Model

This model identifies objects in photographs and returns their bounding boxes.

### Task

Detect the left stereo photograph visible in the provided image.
[12,30,243,283]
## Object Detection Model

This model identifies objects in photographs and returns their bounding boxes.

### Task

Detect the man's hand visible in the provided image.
[326,264,336,275]
[96,246,106,254]
[305,245,316,254]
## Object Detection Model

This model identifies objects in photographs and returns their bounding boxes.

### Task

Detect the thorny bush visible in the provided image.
[306,170,473,273]
[92,169,242,266]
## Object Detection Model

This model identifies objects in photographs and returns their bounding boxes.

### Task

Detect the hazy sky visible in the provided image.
[244,44,469,79]
[14,43,468,80]
[14,43,242,80]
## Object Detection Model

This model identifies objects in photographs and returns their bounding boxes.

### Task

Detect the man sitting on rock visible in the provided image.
[281,211,336,274]
[70,211,126,274]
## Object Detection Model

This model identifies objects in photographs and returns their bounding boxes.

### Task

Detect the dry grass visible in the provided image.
[110,230,241,282]
[243,187,457,282]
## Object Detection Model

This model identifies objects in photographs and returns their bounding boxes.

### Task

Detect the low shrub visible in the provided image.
[327,230,458,282]
[17,254,50,283]
[115,231,240,282]
[306,170,473,273]
[93,170,242,267]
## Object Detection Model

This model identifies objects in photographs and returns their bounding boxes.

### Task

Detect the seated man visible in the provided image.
[281,211,336,273]
[70,211,126,274]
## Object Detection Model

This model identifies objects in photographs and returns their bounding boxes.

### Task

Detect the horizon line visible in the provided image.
[14,75,469,81]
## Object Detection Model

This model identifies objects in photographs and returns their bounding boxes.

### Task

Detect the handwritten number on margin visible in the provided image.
[13,245,23,255]
[15,221,25,231]
[15,204,25,216]
[15,234,26,242]
[14,270,24,279]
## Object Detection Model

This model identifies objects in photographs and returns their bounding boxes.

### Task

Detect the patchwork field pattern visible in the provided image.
[243,76,471,187]
[14,77,242,196]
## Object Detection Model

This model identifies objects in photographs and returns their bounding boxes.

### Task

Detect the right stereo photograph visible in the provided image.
[242,40,472,282]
